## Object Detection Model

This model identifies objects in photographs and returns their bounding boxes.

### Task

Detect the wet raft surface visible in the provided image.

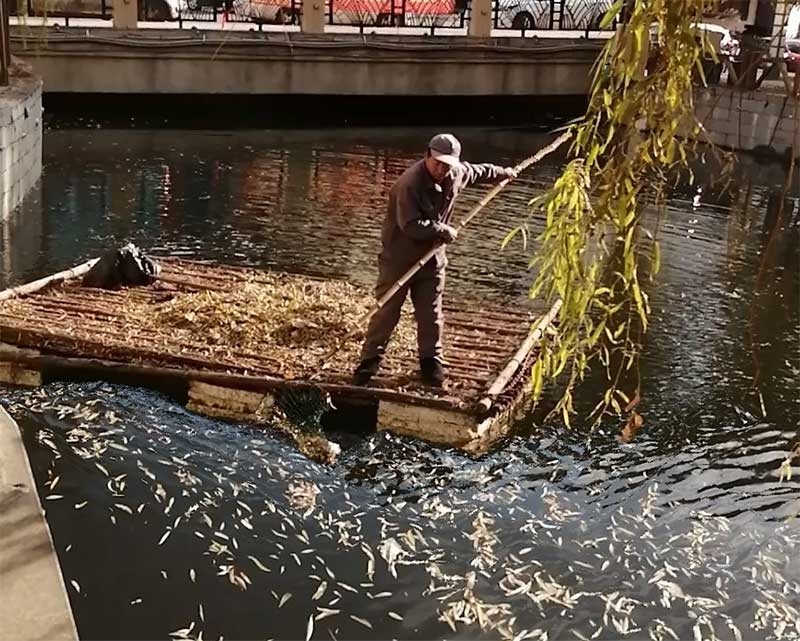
[0,259,547,454]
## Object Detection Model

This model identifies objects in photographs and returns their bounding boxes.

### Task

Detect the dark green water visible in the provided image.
[1,122,798,641]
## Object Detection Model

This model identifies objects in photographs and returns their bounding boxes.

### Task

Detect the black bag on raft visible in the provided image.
[82,243,161,289]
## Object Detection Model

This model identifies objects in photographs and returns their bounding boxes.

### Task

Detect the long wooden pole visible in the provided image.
[476,297,562,413]
[317,130,572,372]
[0,258,99,303]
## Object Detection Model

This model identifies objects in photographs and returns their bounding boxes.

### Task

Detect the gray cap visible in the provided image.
[428,133,461,166]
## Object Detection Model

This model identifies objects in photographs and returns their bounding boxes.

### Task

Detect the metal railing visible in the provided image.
[492,0,616,34]
[326,0,469,32]
[8,0,619,33]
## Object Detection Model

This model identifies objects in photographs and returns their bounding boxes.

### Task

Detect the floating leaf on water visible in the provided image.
[361,543,375,582]
[168,622,195,639]
[779,458,793,483]
[349,615,372,630]
[248,556,271,573]
[305,614,314,641]
[379,538,406,579]
[312,581,328,601]
[620,412,644,444]
[314,608,340,622]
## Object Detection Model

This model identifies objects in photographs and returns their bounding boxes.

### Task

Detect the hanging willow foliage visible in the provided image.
[508,0,729,426]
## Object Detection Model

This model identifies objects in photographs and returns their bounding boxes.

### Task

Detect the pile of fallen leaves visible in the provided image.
[131,275,417,377]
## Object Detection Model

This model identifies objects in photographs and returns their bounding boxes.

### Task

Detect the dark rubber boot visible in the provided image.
[352,357,381,386]
[420,357,445,387]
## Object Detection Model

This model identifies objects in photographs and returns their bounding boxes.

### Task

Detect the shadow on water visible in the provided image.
[0,124,798,640]
[42,93,589,130]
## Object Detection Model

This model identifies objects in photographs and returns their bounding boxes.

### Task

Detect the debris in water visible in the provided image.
[349,615,373,630]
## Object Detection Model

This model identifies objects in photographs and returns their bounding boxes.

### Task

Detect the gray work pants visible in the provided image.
[359,258,445,363]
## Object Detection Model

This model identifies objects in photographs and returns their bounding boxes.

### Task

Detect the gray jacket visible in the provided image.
[379,159,507,273]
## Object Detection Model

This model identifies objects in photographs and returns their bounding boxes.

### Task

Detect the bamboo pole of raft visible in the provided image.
[316,130,572,371]
[477,298,563,414]
[0,343,464,411]
[0,258,99,302]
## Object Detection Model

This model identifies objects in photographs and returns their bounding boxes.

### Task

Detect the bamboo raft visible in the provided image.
[0,258,561,461]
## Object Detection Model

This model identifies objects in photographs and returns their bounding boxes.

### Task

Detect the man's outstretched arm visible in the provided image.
[461,161,517,186]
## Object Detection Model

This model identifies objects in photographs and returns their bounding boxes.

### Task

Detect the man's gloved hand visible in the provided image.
[437,223,459,244]
[503,167,518,179]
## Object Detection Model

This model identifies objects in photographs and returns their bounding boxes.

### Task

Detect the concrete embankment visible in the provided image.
[0,405,78,641]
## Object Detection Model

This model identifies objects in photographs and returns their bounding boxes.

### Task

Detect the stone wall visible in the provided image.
[695,86,799,159]
[0,75,43,220]
[13,29,600,97]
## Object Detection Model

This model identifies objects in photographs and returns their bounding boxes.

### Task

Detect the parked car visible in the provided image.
[495,0,615,31]
[231,0,299,24]
[139,0,190,20]
[20,0,187,20]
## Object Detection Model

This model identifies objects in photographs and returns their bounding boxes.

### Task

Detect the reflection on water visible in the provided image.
[0,126,798,641]
[0,128,563,301]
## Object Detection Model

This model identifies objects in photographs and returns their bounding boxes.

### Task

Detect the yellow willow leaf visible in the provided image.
[501,226,523,250]
[632,284,647,329]
[599,0,624,29]
[531,359,544,401]
[589,318,607,345]
[651,240,661,276]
